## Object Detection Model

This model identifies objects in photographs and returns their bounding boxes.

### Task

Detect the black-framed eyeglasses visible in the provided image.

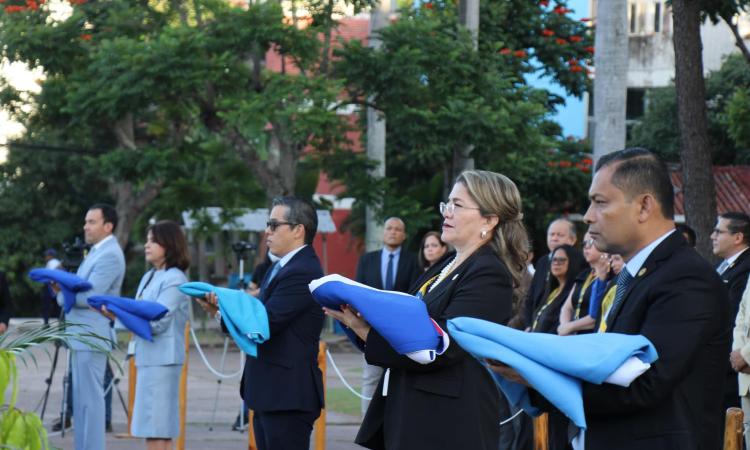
[551,257,569,264]
[266,220,297,232]
[712,228,733,235]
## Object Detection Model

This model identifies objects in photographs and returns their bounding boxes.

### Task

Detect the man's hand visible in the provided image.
[485,359,531,387]
[94,305,116,321]
[194,292,219,317]
[730,350,748,372]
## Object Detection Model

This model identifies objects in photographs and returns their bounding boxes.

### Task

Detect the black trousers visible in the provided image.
[253,409,320,450]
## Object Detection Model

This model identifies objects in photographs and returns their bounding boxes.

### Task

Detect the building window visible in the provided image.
[626,88,646,120]
[630,3,637,33]
[654,2,662,33]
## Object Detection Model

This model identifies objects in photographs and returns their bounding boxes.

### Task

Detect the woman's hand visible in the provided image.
[730,350,748,372]
[96,305,116,321]
[194,292,219,317]
[323,305,371,342]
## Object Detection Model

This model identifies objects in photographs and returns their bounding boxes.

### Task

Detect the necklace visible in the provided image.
[429,257,458,293]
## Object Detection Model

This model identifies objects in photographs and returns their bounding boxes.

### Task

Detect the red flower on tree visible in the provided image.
[580,17,591,22]
[4,4,26,12]
[567,58,578,66]
[499,48,512,55]
[584,46,595,54]
[80,33,92,41]
[570,65,584,73]
[569,35,583,43]
[514,49,527,58]
[424,2,433,9]
[555,38,567,45]
[559,160,573,168]
[539,0,549,6]
[541,29,555,37]
[553,5,570,14]
[26,0,38,10]
[69,0,86,4]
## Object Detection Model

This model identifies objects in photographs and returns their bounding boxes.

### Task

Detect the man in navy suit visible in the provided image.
[355,217,419,414]
[204,197,324,450]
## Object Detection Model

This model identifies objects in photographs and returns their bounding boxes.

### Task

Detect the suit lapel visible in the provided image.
[262,246,308,301]
[372,251,384,290]
[607,232,681,328]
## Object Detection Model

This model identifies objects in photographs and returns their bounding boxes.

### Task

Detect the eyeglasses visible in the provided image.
[583,239,595,249]
[711,228,733,235]
[551,257,568,264]
[266,220,297,232]
[439,201,481,216]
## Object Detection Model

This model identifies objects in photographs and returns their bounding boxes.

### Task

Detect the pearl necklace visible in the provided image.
[429,257,458,293]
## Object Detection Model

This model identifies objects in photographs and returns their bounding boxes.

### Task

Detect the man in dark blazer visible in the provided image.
[0,271,11,334]
[579,148,730,449]
[204,196,324,450]
[711,211,750,414]
[355,217,420,414]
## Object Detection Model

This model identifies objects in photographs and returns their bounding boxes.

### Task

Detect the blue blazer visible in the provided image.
[241,245,325,413]
[60,236,125,351]
[134,268,189,367]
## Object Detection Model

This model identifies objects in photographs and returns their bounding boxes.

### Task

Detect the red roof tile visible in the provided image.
[670,165,750,216]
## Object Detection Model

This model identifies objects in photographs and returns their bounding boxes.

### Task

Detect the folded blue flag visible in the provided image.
[88,295,168,341]
[447,316,658,429]
[179,282,269,357]
[29,268,92,314]
[309,274,448,364]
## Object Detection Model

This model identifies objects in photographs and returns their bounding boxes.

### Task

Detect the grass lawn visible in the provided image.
[325,387,361,417]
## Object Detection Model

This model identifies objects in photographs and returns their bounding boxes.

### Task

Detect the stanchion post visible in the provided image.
[127,334,137,437]
[314,341,327,450]
[533,413,549,450]
[724,407,744,450]
[176,322,190,450]
[248,410,257,450]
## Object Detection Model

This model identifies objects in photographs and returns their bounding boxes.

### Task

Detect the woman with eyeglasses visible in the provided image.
[418,231,449,271]
[529,244,584,334]
[557,233,613,336]
[326,170,528,450]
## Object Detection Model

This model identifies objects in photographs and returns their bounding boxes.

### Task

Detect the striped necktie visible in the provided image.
[606,269,634,330]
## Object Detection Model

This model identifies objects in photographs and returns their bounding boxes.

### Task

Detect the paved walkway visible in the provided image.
[11,320,366,450]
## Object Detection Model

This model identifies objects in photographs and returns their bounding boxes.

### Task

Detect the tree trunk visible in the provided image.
[592,0,628,162]
[672,0,717,260]
[364,0,391,251]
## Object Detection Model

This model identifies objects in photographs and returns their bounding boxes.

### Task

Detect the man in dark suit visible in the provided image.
[580,148,730,449]
[0,271,11,334]
[203,196,324,450]
[712,211,750,414]
[521,218,578,330]
[355,217,420,414]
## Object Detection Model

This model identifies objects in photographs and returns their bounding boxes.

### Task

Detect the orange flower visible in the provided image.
[424,2,433,9]
[559,160,572,168]
[567,58,578,66]
[582,157,593,165]
[553,5,570,14]
[570,65,584,73]
[547,161,558,168]
[555,38,567,45]
[514,49,527,58]
[569,35,583,43]
[26,0,38,9]
[542,29,555,37]
[499,48,512,55]
[584,46,595,54]
[4,5,25,12]
[80,33,92,41]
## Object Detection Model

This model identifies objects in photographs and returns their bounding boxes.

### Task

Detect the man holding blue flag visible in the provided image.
[56,204,125,450]
[201,196,324,450]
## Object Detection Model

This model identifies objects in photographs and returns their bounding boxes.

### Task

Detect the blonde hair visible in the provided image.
[456,170,529,291]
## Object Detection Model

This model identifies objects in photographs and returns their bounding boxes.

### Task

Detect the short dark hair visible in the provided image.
[271,196,318,245]
[147,220,190,271]
[89,203,118,231]
[595,147,674,220]
[418,231,447,270]
[675,223,696,247]
[720,212,750,245]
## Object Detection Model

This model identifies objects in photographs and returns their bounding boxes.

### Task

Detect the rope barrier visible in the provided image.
[325,349,371,401]
[188,325,243,379]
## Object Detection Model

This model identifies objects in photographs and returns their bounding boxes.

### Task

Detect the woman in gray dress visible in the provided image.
[129,220,190,450]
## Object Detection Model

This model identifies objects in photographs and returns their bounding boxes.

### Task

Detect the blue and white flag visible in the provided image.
[447,316,658,429]
[179,282,269,357]
[88,295,168,341]
[309,274,448,364]
[29,268,92,314]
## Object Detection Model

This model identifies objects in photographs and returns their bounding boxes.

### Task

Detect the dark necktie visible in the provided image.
[385,253,395,291]
[606,269,634,329]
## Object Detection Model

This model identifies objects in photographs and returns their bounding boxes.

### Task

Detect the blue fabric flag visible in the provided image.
[179,282,269,357]
[88,295,168,341]
[309,274,446,363]
[29,268,92,314]
[447,316,658,429]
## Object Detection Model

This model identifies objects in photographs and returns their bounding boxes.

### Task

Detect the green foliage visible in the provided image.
[629,53,750,163]
[727,87,750,150]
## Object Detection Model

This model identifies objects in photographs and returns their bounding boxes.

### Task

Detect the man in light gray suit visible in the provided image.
[57,203,125,450]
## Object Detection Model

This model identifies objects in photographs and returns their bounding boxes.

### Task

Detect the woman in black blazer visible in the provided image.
[326,170,529,450]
